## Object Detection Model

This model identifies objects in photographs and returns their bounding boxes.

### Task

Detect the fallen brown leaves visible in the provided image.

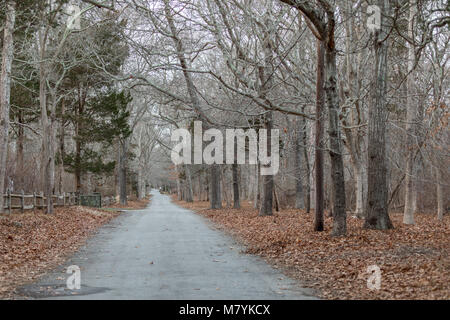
[174,197,449,300]
[107,197,151,210]
[0,206,119,299]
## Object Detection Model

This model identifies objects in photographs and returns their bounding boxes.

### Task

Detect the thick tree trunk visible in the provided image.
[314,39,325,231]
[364,0,394,230]
[259,112,274,216]
[210,164,222,209]
[322,12,347,236]
[258,17,275,217]
[0,0,16,213]
[403,0,418,225]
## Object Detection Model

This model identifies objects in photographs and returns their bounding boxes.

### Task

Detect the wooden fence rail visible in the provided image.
[1,191,79,213]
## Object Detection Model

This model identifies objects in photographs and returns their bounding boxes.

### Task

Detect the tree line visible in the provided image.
[0,0,448,236]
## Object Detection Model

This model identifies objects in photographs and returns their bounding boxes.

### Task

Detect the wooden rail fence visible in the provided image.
[1,191,79,213]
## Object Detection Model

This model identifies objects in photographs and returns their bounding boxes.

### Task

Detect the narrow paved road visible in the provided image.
[20,190,316,299]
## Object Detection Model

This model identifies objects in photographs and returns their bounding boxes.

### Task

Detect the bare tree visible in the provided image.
[0,0,16,213]
[364,0,394,230]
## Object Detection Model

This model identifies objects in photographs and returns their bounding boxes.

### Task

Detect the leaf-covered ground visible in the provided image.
[174,198,449,300]
[106,197,151,210]
[0,206,120,299]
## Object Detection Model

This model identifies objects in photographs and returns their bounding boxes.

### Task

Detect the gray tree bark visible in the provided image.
[0,0,16,213]
[16,111,24,191]
[436,167,444,220]
[403,0,418,225]
[258,15,275,216]
[294,119,305,209]
[259,112,274,216]
[119,138,128,205]
[323,13,347,236]
[314,39,325,231]
[364,0,394,230]
[210,164,222,208]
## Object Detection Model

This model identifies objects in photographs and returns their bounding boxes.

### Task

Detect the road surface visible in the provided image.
[18,190,316,299]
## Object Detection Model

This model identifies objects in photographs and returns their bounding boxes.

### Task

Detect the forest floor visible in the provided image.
[0,196,150,299]
[106,196,151,210]
[174,197,449,300]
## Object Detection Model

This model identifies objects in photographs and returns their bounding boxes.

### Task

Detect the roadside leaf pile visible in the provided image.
[0,207,119,298]
[107,197,151,210]
[175,198,449,300]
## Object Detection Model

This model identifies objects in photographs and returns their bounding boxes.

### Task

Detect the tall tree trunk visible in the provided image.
[0,0,16,213]
[324,19,347,236]
[302,122,311,213]
[364,0,394,230]
[39,44,54,213]
[210,164,221,209]
[119,139,128,205]
[259,112,274,216]
[295,118,305,209]
[75,88,85,193]
[16,111,24,191]
[258,15,275,217]
[403,0,418,225]
[314,39,325,231]
[58,99,65,194]
[436,167,444,220]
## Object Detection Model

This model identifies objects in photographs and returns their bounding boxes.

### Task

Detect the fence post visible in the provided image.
[41,191,44,211]
[33,192,36,213]
[20,190,24,213]
[7,189,11,214]
[63,192,66,206]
